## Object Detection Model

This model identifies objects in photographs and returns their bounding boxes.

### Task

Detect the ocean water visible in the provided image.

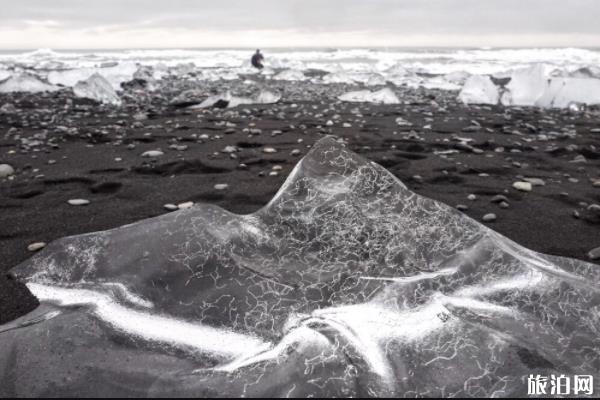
[1,47,599,77]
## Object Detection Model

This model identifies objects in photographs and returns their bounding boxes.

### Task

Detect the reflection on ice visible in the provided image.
[1,137,599,397]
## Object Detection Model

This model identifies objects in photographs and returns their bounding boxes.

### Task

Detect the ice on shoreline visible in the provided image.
[338,87,400,104]
[0,73,60,93]
[458,75,499,105]
[73,73,122,106]
[460,64,600,109]
[192,89,281,109]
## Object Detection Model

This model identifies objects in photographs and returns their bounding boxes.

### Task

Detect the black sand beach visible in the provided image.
[1,77,599,323]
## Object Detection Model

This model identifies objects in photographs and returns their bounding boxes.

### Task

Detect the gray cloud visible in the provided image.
[1,0,599,47]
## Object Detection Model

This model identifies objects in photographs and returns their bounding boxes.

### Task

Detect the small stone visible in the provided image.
[588,204,600,215]
[467,194,477,201]
[0,164,15,178]
[141,150,164,157]
[164,204,179,211]
[290,149,301,156]
[68,199,90,206]
[27,242,46,252]
[262,147,277,154]
[499,201,510,209]
[512,181,532,192]
[588,246,600,260]
[523,177,545,186]
[177,201,194,210]
[456,204,468,211]
[222,146,237,153]
[491,195,508,203]
[214,183,228,190]
[482,213,497,222]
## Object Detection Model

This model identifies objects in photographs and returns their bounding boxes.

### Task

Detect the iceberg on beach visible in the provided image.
[535,77,600,108]
[47,63,137,90]
[0,73,59,93]
[322,72,356,84]
[338,87,400,104]
[73,73,122,106]
[1,137,599,397]
[458,75,499,105]
[499,64,600,108]
[273,69,306,81]
[501,64,548,106]
[192,89,281,109]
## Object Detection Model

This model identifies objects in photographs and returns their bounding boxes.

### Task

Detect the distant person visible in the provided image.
[251,49,264,70]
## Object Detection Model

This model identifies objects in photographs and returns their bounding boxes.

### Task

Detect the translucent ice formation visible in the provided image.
[0,73,59,93]
[502,65,600,108]
[72,73,122,106]
[273,69,306,81]
[535,77,600,108]
[458,75,499,105]
[1,137,599,397]
[338,87,400,104]
[192,90,281,109]
[501,64,548,106]
[47,63,137,90]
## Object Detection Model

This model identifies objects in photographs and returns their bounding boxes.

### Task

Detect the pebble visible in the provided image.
[0,164,15,178]
[141,150,164,157]
[221,146,237,153]
[456,204,468,211]
[588,246,600,260]
[27,242,46,252]
[512,181,532,192]
[291,149,301,156]
[68,199,90,206]
[214,183,229,190]
[482,213,497,222]
[467,194,477,201]
[262,147,277,153]
[588,204,600,215]
[523,177,545,186]
[491,195,508,203]
[177,201,194,210]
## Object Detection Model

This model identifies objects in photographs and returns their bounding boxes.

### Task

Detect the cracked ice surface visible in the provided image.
[1,137,599,397]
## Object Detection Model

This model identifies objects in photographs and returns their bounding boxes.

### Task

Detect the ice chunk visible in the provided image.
[0,73,59,93]
[1,137,599,397]
[273,69,306,81]
[501,64,548,106]
[47,63,137,90]
[569,66,600,79]
[458,75,499,105]
[322,72,356,84]
[192,90,280,109]
[365,73,387,86]
[536,77,600,108]
[0,70,10,82]
[338,87,400,104]
[421,76,462,91]
[73,73,122,106]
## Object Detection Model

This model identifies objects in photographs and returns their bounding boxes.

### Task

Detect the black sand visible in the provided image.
[1,79,599,323]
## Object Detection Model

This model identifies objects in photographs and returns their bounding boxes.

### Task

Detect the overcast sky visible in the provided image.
[1,0,599,49]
